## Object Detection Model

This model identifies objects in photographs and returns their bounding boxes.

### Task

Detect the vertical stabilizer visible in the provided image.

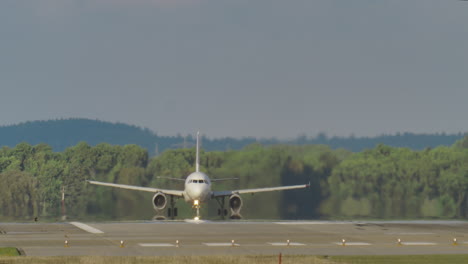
[196,131,200,172]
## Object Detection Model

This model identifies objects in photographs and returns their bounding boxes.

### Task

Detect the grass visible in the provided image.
[0,248,20,256]
[321,254,468,264]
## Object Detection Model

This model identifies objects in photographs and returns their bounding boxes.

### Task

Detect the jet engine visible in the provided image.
[152,192,167,211]
[229,194,243,219]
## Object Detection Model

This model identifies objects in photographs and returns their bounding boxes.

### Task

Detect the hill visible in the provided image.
[0,119,464,155]
[0,119,259,155]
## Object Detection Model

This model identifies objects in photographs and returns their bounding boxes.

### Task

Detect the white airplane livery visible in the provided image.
[88,132,309,220]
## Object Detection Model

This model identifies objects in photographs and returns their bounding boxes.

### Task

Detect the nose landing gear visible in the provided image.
[193,200,201,220]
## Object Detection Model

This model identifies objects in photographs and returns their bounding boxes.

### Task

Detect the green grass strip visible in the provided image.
[0,248,20,256]
[323,254,468,264]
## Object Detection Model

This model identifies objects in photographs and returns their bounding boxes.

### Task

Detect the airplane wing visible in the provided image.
[211,177,239,182]
[212,183,309,197]
[87,180,185,197]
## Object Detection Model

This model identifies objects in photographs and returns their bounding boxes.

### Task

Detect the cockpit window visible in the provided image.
[188,180,192,183]
[199,180,204,183]
[193,180,198,183]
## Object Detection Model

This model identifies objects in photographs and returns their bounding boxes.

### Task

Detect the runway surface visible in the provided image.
[1,220,468,256]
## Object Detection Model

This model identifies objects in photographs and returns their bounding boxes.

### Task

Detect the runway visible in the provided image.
[1,220,468,256]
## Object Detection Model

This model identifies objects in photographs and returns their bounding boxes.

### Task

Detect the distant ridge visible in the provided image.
[0,118,158,152]
[0,118,258,155]
[0,118,464,155]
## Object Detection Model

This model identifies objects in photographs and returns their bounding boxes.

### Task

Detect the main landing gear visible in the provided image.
[167,196,178,220]
[215,196,228,220]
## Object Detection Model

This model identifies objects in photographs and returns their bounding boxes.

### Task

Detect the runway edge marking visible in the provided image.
[70,222,104,234]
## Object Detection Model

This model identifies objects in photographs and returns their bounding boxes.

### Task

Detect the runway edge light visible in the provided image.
[176,240,179,247]
[397,238,402,246]
[453,238,458,246]
[341,239,346,246]
[120,240,125,248]
[64,240,69,247]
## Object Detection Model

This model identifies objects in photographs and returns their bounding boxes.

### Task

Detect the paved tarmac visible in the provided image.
[1,220,468,256]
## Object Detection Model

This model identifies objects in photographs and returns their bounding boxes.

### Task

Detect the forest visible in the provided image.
[0,134,467,221]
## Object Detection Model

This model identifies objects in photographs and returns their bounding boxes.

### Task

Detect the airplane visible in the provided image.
[88,132,309,220]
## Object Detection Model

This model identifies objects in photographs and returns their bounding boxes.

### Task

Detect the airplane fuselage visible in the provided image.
[183,172,212,203]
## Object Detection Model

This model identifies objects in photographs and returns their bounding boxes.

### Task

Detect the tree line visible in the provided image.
[0,134,467,220]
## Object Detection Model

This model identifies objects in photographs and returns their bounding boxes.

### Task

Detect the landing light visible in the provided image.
[194,216,200,221]
[194,200,199,206]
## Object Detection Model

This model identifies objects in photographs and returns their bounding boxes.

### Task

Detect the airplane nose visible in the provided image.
[189,187,202,199]
[189,186,209,201]
[193,188,202,196]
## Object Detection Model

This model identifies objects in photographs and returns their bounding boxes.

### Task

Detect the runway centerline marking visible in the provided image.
[269,242,305,246]
[204,243,240,246]
[139,243,174,247]
[70,222,104,234]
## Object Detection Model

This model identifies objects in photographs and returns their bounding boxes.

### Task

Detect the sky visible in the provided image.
[0,0,467,138]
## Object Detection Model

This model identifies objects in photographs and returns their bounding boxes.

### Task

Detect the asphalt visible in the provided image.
[1,220,468,256]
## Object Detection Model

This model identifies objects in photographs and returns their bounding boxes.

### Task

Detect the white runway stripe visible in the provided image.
[334,242,372,246]
[139,243,174,247]
[269,242,305,246]
[385,232,435,235]
[203,243,240,246]
[401,242,437,246]
[70,222,104,234]
[274,221,349,225]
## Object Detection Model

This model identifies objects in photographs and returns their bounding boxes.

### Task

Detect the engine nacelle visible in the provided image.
[229,194,243,219]
[152,192,167,211]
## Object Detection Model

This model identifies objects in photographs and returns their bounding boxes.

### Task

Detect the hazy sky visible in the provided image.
[1,0,467,138]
